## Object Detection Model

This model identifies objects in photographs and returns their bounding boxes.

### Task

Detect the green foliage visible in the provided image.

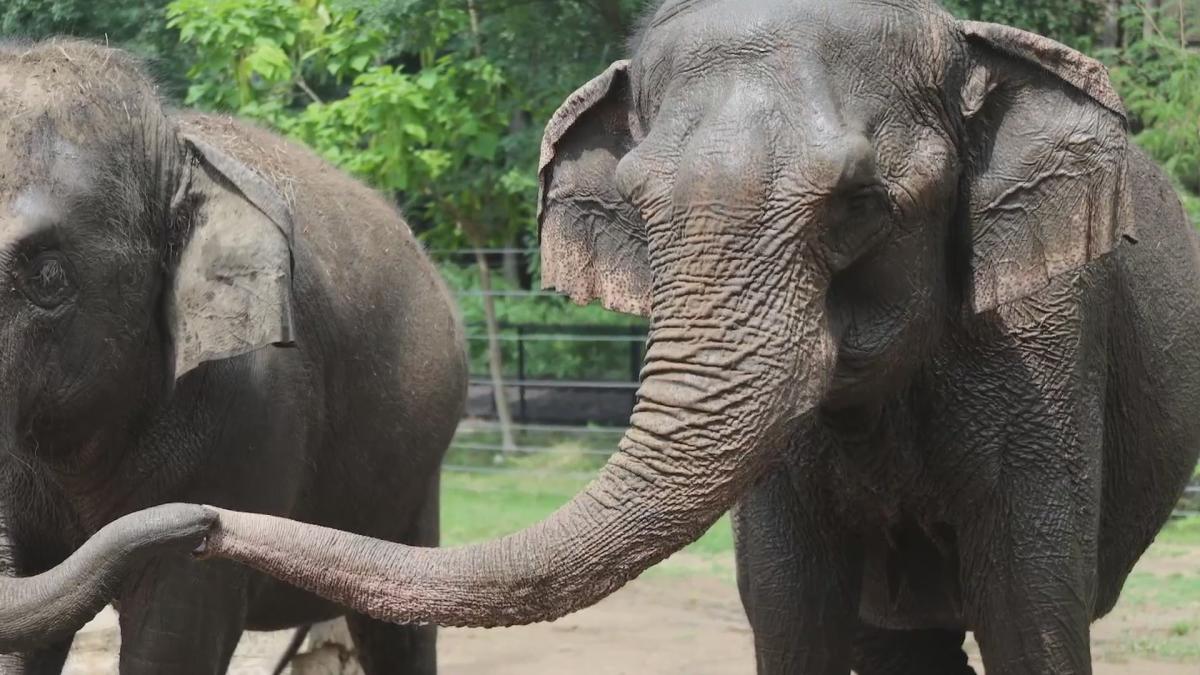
[166,0,631,250]
[1101,10,1200,223]
[941,0,1106,48]
[166,0,383,116]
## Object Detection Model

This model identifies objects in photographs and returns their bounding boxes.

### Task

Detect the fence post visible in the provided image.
[517,325,528,423]
[629,325,642,411]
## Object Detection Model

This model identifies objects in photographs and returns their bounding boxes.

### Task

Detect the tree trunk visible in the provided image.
[1145,0,1163,40]
[501,247,521,287]
[475,250,517,453]
[1103,0,1124,48]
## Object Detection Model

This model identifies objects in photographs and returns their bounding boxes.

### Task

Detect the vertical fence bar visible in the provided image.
[629,325,642,411]
[517,325,528,423]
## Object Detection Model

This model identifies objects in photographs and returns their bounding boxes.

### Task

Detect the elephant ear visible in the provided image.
[168,135,296,379]
[958,21,1135,313]
[538,60,651,316]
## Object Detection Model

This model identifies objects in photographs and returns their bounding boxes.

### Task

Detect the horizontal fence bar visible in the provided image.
[428,248,538,257]
[469,377,640,390]
[450,442,613,457]
[466,333,646,343]
[457,290,563,298]
[457,421,628,435]
[443,464,597,480]
[473,323,646,334]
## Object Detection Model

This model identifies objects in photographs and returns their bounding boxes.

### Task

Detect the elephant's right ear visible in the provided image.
[538,60,651,317]
[957,22,1135,314]
[167,135,297,381]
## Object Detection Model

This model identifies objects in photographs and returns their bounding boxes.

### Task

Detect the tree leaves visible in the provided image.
[164,0,648,251]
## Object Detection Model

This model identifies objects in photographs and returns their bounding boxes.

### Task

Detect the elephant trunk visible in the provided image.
[201,252,834,627]
[0,504,214,652]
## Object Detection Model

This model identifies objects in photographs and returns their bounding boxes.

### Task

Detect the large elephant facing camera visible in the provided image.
[7,1,1200,673]
[0,39,465,674]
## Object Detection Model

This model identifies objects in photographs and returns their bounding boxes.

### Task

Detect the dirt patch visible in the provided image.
[63,551,1198,674]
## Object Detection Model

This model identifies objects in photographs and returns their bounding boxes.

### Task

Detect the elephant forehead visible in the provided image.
[641,0,954,77]
[0,111,95,207]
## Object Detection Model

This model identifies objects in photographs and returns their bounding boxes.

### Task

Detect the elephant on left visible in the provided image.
[0,39,467,674]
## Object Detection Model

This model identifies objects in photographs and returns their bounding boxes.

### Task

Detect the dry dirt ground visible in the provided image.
[62,549,1199,675]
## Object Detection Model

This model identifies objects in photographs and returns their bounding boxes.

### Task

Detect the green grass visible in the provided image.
[441,471,735,575]
[1120,569,1200,612]
[444,469,1198,569]
[442,470,1200,658]
[1158,516,1200,546]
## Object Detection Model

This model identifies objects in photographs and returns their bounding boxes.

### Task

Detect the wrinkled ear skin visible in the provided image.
[168,135,297,380]
[958,21,1136,314]
[538,60,652,317]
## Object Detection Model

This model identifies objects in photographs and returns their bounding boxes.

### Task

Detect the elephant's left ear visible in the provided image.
[538,60,651,317]
[958,21,1135,313]
[168,135,296,380]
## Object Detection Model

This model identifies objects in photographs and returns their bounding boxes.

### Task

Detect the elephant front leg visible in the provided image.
[116,553,249,675]
[0,644,72,675]
[734,461,861,675]
[958,463,1098,674]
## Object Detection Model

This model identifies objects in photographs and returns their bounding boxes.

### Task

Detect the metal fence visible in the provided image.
[1181,483,1200,519]
[464,322,644,426]
[432,248,1200,520]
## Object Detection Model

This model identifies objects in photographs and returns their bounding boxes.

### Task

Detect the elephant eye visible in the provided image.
[843,184,889,219]
[18,251,75,309]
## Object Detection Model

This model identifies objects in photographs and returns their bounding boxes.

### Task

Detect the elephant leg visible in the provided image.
[116,553,249,675]
[0,640,72,675]
[348,476,439,675]
[345,617,435,675]
[734,461,860,675]
[958,476,1096,674]
[851,626,975,675]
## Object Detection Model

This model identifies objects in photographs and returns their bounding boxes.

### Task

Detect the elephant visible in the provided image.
[6,0,1200,673]
[0,38,466,674]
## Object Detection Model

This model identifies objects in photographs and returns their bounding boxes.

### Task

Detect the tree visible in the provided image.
[1102,3,1200,221]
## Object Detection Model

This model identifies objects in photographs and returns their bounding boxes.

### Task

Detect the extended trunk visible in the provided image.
[201,259,833,627]
[0,504,213,652]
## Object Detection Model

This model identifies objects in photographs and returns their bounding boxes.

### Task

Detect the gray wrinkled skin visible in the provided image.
[23,2,1200,674]
[0,39,466,674]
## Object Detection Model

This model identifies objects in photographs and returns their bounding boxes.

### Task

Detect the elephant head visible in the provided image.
[0,39,295,647]
[10,0,1135,633]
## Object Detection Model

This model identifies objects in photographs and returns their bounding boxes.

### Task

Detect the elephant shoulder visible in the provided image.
[1124,145,1191,243]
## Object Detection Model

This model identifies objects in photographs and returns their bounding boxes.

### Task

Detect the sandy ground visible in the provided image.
[61,550,1199,675]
